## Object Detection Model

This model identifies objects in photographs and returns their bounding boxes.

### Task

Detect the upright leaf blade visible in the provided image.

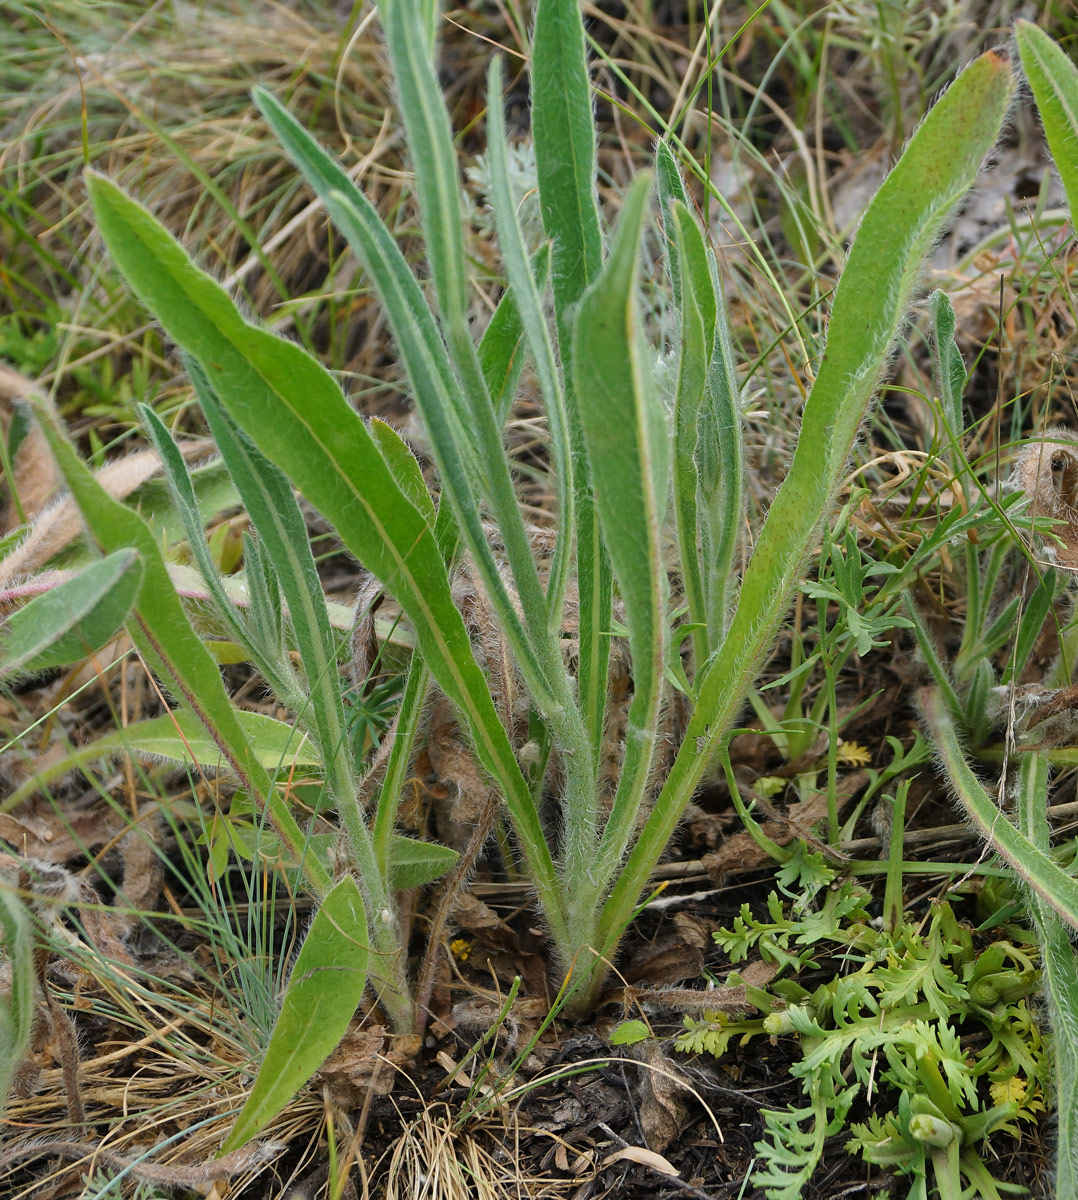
[531,0,611,767]
[250,90,567,731]
[574,174,670,896]
[532,0,602,324]
[1016,21,1078,222]
[0,888,33,1115]
[597,49,1016,980]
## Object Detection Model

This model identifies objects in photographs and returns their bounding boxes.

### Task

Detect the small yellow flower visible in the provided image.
[450,937,472,962]
[756,776,786,798]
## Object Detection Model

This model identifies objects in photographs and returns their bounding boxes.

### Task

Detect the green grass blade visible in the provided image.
[922,687,1078,932]
[1016,21,1078,222]
[595,48,1015,976]
[85,170,566,946]
[28,397,330,894]
[0,550,140,680]
[574,174,670,902]
[220,875,368,1153]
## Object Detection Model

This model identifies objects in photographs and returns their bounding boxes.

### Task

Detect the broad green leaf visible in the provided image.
[0,550,140,680]
[610,1019,651,1047]
[28,397,329,893]
[387,835,459,891]
[574,173,670,896]
[0,709,322,815]
[1016,21,1078,223]
[85,169,565,946]
[220,875,369,1152]
[598,49,1015,968]
[0,888,33,1114]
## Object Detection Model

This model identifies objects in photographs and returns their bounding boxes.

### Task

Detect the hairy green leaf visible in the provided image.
[220,875,369,1152]
[0,550,140,680]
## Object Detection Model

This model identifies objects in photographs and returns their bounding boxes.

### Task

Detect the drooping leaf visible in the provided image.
[27,397,329,893]
[220,875,369,1152]
[1,708,322,815]
[0,550,140,680]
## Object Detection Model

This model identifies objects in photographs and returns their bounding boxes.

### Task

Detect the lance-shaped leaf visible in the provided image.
[597,48,1016,970]
[532,0,611,766]
[379,0,558,670]
[922,687,1078,933]
[220,875,369,1152]
[1016,21,1078,223]
[0,889,33,1115]
[487,56,574,628]
[574,173,670,891]
[0,549,140,681]
[929,290,966,470]
[250,90,566,728]
[28,397,330,893]
[84,171,566,947]
[1,708,321,815]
